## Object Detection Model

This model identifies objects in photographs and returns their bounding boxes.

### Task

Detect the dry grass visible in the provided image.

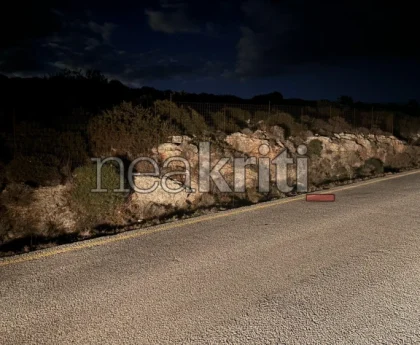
[0,183,77,248]
[70,163,128,230]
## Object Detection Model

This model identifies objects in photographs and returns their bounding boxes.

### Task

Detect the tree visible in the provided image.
[337,95,354,107]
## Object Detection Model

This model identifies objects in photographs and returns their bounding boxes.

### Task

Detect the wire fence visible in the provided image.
[0,101,406,161]
[172,102,395,135]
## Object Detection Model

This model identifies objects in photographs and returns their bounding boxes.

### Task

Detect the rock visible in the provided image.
[283,140,296,153]
[130,176,202,219]
[224,132,269,156]
[252,129,268,139]
[270,126,285,141]
[171,136,183,144]
[318,128,330,136]
[340,133,357,140]
[157,143,182,161]
[302,130,314,139]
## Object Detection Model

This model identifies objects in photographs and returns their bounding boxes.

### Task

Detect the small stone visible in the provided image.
[171,136,183,144]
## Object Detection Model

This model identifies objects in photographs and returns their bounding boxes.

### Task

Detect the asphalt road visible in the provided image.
[1,171,420,344]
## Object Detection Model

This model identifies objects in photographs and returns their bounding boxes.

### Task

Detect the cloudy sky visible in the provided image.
[1,0,420,102]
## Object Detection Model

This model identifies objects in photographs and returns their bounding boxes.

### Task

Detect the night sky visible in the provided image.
[1,0,420,102]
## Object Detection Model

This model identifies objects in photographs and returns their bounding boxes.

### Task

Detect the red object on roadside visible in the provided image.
[306,194,335,202]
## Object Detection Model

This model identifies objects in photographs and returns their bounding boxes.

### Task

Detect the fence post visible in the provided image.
[224,105,226,132]
[353,108,356,128]
[371,106,374,130]
[391,113,394,136]
[12,108,17,158]
[268,101,271,113]
[169,93,172,120]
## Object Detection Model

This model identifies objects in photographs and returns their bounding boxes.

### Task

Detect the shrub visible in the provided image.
[0,207,39,246]
[154,100,208,136]
[357,158,384,176]
[0,183,37,245]
[88,101,173,158]
[310,118,334,135]
[252,110,270,124]
[307,139,323,157]
[355,127,371,135]
[207,107,251,133]
[210,111,241,133]
[70,163,128,228]
[225,107,251,128]
[333,165,351,181]
[394,114,420,139]
[308,158,331,186]
[6,154,62,187]
[385,150,419,171]
[0,182,35,207]
[254,111,307,138]
[328,116,353,133]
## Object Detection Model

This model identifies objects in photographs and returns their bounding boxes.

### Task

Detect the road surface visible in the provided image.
[1,171,420,344]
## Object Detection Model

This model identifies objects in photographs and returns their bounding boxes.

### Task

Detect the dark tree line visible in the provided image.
[0,69,419,142]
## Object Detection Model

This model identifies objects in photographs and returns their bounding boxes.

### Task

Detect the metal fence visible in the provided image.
[172,102,395,135]
[0,101,399,160]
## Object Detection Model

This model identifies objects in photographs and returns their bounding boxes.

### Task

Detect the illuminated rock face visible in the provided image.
[3,128,419,245]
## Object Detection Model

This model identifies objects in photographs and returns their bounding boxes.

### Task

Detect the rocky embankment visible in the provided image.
[1,126,419,254]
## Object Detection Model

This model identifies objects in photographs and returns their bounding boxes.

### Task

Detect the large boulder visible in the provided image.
[130,176,205,220]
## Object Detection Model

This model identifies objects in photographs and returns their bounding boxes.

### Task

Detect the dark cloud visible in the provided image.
[0,8,119,75]
[234,0,420,78]
[159,0,187,9]
[2,0,419,92]
[145,1,200,34]
[0,2,63,51]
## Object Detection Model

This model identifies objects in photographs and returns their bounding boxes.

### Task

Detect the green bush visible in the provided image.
[154,100,208,136]
[6,155,62,186]
[70,163,127,228]
[210,110,243,133]
[394,113,420,139]
[225,107,251,128]
[88,101,173,158]
[357,158,384,176]
[307,139,323,157]
[328,116,353,133]
[252,111,308,137]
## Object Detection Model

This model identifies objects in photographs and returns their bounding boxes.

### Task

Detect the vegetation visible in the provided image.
[6,155,62,187]
[1,70,420,254]
[357,158,384,176]
[70,163,128,229]
[88,101,174,158]
[307,139,324,157]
